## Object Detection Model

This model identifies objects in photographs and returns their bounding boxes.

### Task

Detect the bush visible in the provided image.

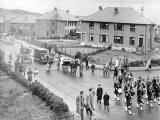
[129,60,144,67]
[0,50,69,115]
[31,82,69,115]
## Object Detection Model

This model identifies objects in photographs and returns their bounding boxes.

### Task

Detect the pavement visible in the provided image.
[1,40,160,120]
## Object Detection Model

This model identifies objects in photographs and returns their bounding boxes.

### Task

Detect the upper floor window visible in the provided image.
[130,24,135,32]
[99,35,109,43]
[114,23,124,31]
[114,36,123,44]
[129,37,135,45]
[89,22,94,29]
[100,23,109,30]
[89,33,94,42]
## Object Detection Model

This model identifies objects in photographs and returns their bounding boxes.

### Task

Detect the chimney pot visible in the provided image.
[114,7,118,15]
[99,6,102,11]
[54,7,57,11]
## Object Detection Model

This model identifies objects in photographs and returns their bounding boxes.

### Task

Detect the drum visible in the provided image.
[118,88,123,94]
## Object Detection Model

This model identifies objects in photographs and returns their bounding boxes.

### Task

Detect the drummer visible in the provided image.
[114,81,122,101]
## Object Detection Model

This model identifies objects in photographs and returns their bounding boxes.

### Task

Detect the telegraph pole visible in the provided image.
[3,15,5,33]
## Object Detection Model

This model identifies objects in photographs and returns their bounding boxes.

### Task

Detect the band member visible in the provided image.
[137,85,145,111]
[125,89,132,115]
[114,81,121,101]
[153,78,160,103]
[113,67,119,80]
[146,81,153,107]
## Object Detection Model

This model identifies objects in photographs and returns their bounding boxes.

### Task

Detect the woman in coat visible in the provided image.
[103,92,110,111]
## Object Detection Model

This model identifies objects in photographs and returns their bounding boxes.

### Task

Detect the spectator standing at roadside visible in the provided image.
[76,91,85,120]
[79,61,83,77]
[91,63,95,75]
[34,68,39,81]
[27,68,33,81]
[146,57,151,71]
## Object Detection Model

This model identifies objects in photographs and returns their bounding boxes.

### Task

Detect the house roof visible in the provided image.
[37,8,78,21]
[10,15,36,24]
[81,7,153,25]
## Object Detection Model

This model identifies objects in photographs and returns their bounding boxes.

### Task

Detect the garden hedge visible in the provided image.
[0,49,69,115]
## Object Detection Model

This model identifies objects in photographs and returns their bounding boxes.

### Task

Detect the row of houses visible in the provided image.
[0,15,37,37]
[0,6,157,52]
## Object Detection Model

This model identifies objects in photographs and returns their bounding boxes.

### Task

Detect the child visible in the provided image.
[103,92,110,111]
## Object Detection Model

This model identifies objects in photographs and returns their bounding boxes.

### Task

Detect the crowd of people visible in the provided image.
[75,56,159,120]
[7,53,39,82]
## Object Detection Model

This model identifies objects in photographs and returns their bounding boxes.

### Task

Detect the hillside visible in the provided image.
[0,8,41,20]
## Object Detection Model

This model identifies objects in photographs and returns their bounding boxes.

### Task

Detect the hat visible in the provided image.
[80,91,83,94]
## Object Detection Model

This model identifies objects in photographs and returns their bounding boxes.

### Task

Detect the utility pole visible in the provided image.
[55,7,58,39]
[3,15,5,33]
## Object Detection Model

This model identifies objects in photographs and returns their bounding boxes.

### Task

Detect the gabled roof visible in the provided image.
[10,15,36,24]
[37,8,78,21]
[81,7,153,25]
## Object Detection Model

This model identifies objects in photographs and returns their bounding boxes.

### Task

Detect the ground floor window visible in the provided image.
[129,37,135,46]
[99,35,109,43]
[114,36,123,44]
[46,30,49,36]
[89,33,94,42]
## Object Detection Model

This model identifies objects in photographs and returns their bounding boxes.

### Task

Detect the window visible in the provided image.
[46,30,49,36]
[130,24,135,32]
[89,22,94,29]
[100,23,109,30]
[89,34,94,42]
[114,36,123,44]
[129,37,135,45]
[114,23,124,31]
[51,30,55,34]
[99,35,109,43]
[65,22,67,26]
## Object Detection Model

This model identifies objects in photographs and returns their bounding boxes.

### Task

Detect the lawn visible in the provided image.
[0,70,55,120]
[90,50,144,65]
[39,39,81,47]
[59,47,100,56]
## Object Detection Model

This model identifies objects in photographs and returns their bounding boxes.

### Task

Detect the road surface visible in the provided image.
[0,40,160,120]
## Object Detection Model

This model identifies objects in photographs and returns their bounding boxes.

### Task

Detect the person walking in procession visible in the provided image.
[96,84,103,105]
[103,92,110,111]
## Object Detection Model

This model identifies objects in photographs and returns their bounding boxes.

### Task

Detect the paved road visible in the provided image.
[1,41,160,120]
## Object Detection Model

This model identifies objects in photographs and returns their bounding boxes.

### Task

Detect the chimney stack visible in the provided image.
[140,6,144,16]
[66,10,69,13]
[99,6,102,11]
[114,7,118,15]
[54,7,57,11]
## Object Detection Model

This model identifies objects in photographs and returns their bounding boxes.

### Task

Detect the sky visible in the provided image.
[0,0,160,24]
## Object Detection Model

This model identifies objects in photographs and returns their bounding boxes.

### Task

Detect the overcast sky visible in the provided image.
[0,0,160,23]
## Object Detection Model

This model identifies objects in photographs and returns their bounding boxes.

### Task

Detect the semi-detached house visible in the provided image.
[36,7,78,39]
[80,7,154,52]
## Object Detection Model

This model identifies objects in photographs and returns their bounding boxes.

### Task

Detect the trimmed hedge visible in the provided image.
[0,49,69,115]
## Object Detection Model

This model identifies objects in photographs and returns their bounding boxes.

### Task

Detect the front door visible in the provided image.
[139,37,143,47]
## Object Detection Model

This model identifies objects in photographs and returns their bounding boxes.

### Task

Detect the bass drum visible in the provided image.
[118,88,123,94]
